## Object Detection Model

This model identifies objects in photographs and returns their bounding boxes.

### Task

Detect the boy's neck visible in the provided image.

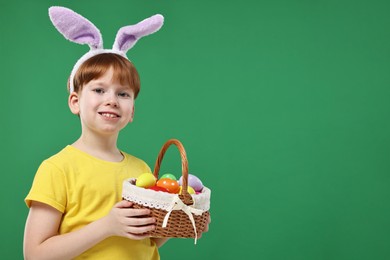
[72,134,124,162]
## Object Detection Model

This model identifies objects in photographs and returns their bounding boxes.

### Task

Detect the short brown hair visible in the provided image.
[69,53,140,98]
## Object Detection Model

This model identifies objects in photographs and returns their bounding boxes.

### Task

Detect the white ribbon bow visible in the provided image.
[162,195,204,244]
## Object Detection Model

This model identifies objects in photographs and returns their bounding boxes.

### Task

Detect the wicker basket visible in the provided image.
[122,139,211,241]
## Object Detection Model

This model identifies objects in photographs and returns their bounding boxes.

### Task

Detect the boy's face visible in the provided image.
[68,67,135,137]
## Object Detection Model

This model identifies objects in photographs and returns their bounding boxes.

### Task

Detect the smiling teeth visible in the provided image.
[101,113,118,118]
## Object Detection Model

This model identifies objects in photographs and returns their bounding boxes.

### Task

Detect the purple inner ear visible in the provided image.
[113,14,164,53]
[74,33,97,41]
[117,34,137,51]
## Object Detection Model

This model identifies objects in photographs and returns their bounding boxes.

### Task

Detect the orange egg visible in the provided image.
[156,178,180,194]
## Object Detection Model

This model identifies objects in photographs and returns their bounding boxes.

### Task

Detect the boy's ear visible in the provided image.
[129,105,135,122]
[68,92,80,115]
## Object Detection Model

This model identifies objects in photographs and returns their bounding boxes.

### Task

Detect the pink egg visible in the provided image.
[179,174,204,192]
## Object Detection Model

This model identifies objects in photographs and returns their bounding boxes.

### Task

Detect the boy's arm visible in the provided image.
[24,201,109,260]
[24,200,155,260]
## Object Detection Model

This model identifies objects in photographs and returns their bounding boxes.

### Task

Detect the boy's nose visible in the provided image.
[105,93,119,107]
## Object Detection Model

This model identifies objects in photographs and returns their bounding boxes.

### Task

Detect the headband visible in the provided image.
[48,6,164,93]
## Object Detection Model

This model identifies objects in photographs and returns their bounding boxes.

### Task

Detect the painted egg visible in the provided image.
[157,178,180,194]
[148,185,169,193]
[136,173,156,188]
[179,174,204,192]
[160,173,177,181]
[179,185,195,195]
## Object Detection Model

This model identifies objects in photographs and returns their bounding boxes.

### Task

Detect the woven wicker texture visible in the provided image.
[126,139,210,238]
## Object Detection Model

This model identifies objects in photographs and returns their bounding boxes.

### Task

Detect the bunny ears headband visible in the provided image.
[48,6,164,93]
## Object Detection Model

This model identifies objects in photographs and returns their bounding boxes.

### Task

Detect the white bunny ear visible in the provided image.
[49,6,103,50]
[113,14,164,53]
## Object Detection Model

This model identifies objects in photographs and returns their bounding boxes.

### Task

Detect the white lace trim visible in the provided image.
[122,178,211,211]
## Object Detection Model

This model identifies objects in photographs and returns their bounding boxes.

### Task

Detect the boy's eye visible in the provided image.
[93,88,104,94]
[118,92,131,98]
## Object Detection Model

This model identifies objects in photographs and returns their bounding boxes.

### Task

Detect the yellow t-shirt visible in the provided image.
[25,145,160,260]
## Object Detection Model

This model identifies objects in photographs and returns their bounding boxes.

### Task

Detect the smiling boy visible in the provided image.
[24,6,168,259]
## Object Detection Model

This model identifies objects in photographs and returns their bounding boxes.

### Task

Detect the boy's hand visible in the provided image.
[102,200,156,240]
[198,213,211,239]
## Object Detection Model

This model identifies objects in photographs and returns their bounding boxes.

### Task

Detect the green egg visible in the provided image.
[160,173,177,181]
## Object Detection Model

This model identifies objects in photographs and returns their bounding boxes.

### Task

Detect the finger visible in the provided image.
[114,200,133,208]
[126,224,156,235]
[198,224,209,239]
[204,224,209,232]
[122,208,151,217]
[124,217,156,227]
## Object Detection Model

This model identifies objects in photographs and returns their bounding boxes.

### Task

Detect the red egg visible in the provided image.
[157,178,180,194]
[148,185,169,193]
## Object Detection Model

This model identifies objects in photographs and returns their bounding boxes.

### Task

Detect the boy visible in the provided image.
[24,7,168,259]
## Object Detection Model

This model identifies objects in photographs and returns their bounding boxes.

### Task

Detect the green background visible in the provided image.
[1,0,390,259]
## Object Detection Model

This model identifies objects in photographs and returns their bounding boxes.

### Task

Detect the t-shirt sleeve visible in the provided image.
[141,160,152,174]
[25,160,67,213]
[124,152,152,176]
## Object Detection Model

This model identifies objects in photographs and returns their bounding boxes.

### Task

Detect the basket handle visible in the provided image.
[153,139,193,204]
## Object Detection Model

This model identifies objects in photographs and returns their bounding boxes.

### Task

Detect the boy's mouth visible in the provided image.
[99,112,120,118]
